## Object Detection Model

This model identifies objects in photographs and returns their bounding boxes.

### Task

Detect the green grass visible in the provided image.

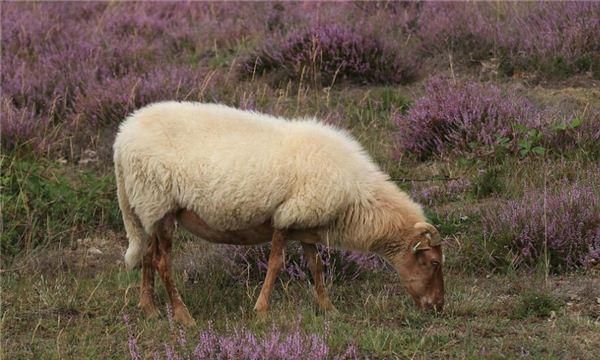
[513,291,563,320]
[0,156,121,263]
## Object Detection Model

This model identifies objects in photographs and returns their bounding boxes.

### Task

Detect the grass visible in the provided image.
[0,156,120,262]
[2,244,598,359]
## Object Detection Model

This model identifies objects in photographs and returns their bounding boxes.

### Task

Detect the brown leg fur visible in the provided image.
[253,229,287,313]
[301,243,337,312]
[139,235,159,317]
[154,215,196,327]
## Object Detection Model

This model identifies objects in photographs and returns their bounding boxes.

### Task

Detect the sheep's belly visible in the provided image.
[176,209,273,245]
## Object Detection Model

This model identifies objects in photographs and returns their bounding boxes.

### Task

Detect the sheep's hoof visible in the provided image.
[323,305,339,314]
[253,299,269,312]
[139,300,160,318]
[173,306,196,327]
[255,309,269,323]
[319,297,337,310]
[253,302,270,321]
[317,300,339,315]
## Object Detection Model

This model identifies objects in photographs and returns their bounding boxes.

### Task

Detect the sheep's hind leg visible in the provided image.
[139,236,159,317]
[154,215,196,327]
[301,243,337,313]
[254,229,287,314]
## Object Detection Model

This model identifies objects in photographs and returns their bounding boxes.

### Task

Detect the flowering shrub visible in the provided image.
[496,2,600,77]
[544,110,600,155]
[123,309,358,360]
[394,77,544,159]
[394,76,599,159]
[414,2,600,77]
[0,99,52,154]
[482,183,600,271]
[415,2,495,59]
[0,2,273,156]
[1,3,189,154]
[72,66,205,127]
[411,179,472,206]
[245,24,415,86]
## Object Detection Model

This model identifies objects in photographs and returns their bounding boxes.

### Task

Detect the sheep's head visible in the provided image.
[383,222,445,312]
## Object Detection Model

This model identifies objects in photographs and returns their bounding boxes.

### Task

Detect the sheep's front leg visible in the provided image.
[138,236,159,317]
[301,243,337,312]
[254,229,287,313]
[154,216,196,327]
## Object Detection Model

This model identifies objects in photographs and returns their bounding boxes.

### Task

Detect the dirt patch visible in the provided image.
[6,231,127,279]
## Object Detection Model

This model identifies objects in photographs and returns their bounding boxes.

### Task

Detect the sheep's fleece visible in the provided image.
[114,101,423,269]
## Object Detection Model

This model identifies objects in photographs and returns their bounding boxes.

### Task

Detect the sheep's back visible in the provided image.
[114,102,382,231]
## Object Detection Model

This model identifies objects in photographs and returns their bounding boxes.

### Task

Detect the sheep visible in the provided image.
[114,101,445,326]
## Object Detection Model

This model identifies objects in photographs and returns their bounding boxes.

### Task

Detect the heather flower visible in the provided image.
[543,109,600,154]
[482,183,600,271]
[118,311,359,360]
[413,2,600,77]
[416,2,495,59]
[73,65,206,127]
[411,179,472,206]
[123,313,142,360]
[394,76,544,159]
[0,98,53,154]
[245,23,415,86]
[497,2,600,76]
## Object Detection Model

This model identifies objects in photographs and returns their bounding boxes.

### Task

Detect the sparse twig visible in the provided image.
[391,176,460,183]
[448,51,456,84]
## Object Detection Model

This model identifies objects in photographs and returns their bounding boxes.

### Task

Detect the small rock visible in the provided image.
[88,247,103,255]
[78,149,99,165]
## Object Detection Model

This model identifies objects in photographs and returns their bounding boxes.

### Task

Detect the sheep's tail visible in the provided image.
[115,152,147,270]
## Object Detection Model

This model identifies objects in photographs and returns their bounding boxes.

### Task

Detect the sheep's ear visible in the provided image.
[414,222,442,247]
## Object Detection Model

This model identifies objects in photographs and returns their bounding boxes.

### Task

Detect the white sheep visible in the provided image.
[114,101,444,326]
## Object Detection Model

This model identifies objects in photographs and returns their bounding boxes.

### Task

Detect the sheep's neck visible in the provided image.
[324,185,425,254]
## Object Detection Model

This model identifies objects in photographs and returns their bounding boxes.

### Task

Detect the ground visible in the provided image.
[2,224,599,359]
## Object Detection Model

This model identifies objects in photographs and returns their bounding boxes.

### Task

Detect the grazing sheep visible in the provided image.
[114,101,444,326]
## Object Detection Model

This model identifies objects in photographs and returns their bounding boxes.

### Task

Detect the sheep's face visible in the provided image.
[390,222,445,312]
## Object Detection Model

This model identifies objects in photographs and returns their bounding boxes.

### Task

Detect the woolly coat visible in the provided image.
[114,102,426,269]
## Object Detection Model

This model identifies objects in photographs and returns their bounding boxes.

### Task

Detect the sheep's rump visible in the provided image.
[114,101,382,235]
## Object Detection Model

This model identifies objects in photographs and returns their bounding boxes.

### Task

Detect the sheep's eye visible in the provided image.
[431,260,440,268]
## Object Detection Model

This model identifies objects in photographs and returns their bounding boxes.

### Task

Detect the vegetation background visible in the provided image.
[1,2,599,359]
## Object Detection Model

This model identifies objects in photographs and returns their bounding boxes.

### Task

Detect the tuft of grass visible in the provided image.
[471,167,503,199]
[513,291,563,319]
